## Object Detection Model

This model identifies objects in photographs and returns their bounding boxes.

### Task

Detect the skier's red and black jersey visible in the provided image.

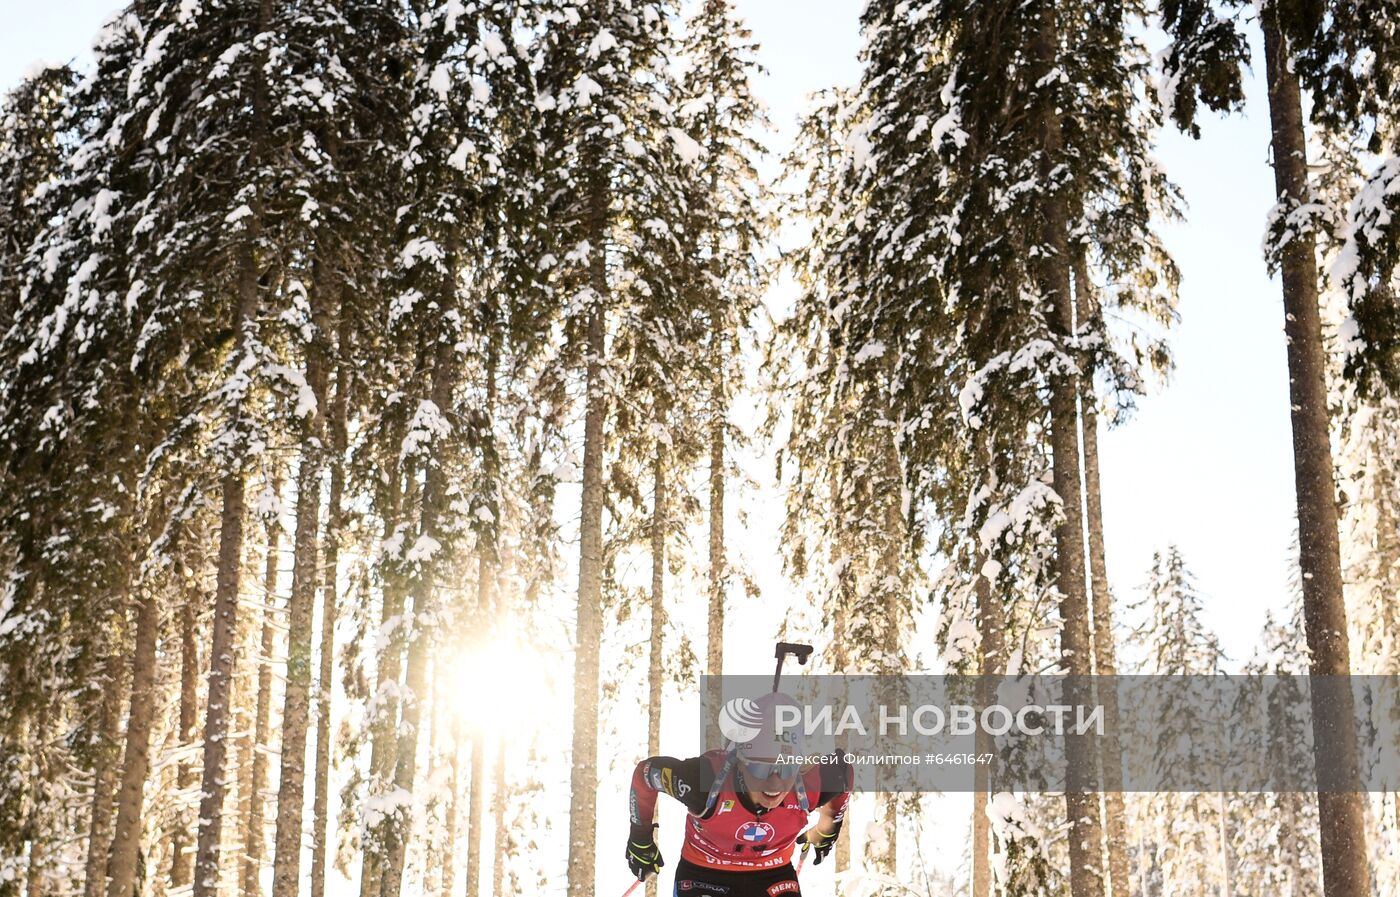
[630,750,852,872]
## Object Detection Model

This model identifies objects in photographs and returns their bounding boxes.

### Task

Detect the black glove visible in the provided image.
[626,823,664,880]
[798,823,840,865]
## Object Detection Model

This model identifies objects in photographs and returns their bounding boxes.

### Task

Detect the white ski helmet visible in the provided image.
[720,691,805,760]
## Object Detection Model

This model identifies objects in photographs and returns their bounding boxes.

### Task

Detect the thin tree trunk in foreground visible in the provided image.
[106,585,158,897]
[358,469,407,897]
[567,165,608,897]
[466,539,496,897]
[380,344,453,897]
[1032,6,1105,897]
[191,0,271,885]
[1075,252,1130,897]
[170,597,200,887]
[83,652,126,897]
[440,720,459,897]
[491,743,507,897]
[646,443,667,897]
[974,569,1004,897]
[311,322,351,897]
[1261,12,1369,897]
[271,281,333,897]
[706,376,725,746]
[244,492,282,897]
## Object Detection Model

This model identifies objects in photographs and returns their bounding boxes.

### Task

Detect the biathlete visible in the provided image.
[625,693,852,896]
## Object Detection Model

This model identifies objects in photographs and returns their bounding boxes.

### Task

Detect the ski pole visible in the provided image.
[620,879,643,897]
[796,842,810,873]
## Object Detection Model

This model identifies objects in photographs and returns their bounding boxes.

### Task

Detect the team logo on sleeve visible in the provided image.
[736,821,774,844]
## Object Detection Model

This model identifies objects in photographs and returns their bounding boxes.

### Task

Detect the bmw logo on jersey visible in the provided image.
[736,821,774,844]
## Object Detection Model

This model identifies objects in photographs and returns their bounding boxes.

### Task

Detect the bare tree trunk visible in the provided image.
[106,585,159,897]
[1074,251,1130,897]
[567,163,608,897]
[271,282,333,897]
[311,319,351,897]
[84,653,127,897]
[170,598,200,887]
[25,709,52,897]
[1215,791,1232,897]
[191,0,271,888]
[380,344,454,897]
[1259,13,1369,897]
[974,570,1004,897]
[831,561,852,894]
[706,368,725,745]
[243,487,282,897]
[645,443,667,897]
[464,737,485,897]
[491,744,507,897]
[465,471,498,897]
[440,720,459,897]
[25,807,44,897]
[1032,7,1105,897]
[358,469,408,897]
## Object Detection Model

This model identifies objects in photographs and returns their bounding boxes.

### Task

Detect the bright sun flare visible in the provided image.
[446,634,562,742]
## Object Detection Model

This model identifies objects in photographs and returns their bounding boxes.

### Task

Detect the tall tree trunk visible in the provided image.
[192,0,271,888]
[974,569,1004,897]
[831,561,852,893]
[358,469,408,897]
[311,317,351,897]
[1259,12,1369,897]
[83,652,126,897]
[1215,791,1232,897]
[271,282,333,897]
[105,585,159,897]
[706,365,725,744]
[465,737,486,897]
[24,709,51,897]
[567,162,608,897]
[491,744,507,897]
[440,720,459,897]
[463,328,500,897]
[1032,6,1105,897]
[170,597,200,887]
[380,344,454,897]
[646,442,667,897]
[1074,252,1130,897]
[244,486,282,897]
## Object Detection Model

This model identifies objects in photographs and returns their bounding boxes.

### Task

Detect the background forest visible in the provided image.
[0,1,1398,897]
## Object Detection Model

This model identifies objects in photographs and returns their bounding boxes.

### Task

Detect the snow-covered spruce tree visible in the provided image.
[1124,547,1230,897]
[0,15,184,897]
[1226,603,1323,897]
[113,1,313,891]
[1160,4,1372,893]
[350,4,540,897]
[1284,1,1400,399]
[772,85,919,886]
[675,0,769,736]
[532,2,706,892]
[783,2,1179,894]
[258,4,415,896]
[0,62,78,896]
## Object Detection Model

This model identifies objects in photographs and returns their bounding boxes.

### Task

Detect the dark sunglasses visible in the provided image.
[743,759,799,780]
